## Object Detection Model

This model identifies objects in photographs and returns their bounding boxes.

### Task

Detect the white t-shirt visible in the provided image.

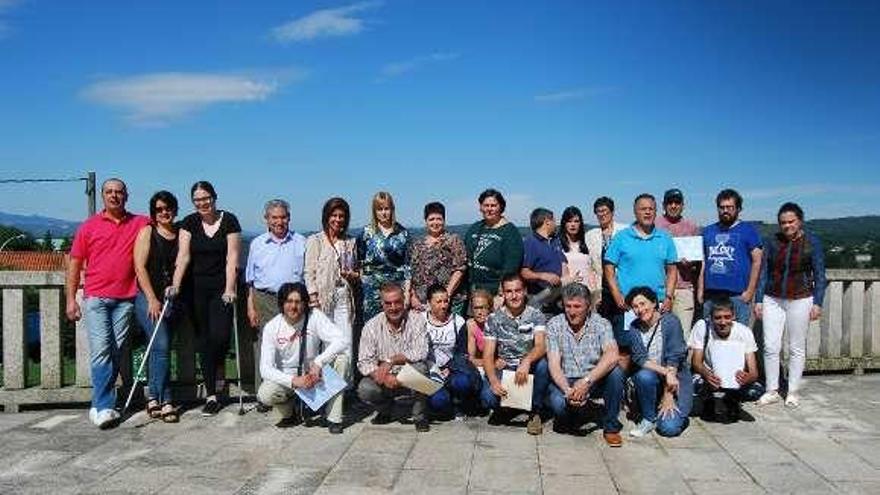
[689,319,758,369]
[260,310,350,388]
[425,313,465,369]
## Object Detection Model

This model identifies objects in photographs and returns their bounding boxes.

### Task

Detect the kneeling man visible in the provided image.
[480,274,550,435]
[258,282,350,433]
[357,282,432,432]
[690,297,759,423]
[546,283,625,446]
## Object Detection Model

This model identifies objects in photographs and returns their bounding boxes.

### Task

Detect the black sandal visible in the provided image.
[146,399,162,419]
[160,403,179,423]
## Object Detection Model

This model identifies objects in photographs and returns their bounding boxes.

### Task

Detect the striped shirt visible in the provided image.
[357,310,429,376]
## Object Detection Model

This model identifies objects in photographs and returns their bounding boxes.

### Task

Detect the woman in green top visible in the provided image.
[464,189,524,301]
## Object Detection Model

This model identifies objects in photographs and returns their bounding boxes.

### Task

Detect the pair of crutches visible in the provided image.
[122,291,246,417]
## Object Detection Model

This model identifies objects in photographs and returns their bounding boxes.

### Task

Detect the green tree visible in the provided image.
[59,236,72,252]
[40,230,54,251]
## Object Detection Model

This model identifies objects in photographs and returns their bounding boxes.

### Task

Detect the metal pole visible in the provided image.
[86,171,96,217]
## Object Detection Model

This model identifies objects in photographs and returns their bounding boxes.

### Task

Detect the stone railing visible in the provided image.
[2,269,879,411]
[0,271,255,412]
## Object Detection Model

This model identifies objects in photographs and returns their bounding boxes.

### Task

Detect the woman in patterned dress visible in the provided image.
[357,192,411,321]
[408,202,468,316]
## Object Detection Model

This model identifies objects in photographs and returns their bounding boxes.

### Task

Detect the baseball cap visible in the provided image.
[663,188,684,204]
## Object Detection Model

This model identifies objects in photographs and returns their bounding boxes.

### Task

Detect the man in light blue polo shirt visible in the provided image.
[603,193,677,336]
[246,199,307,392]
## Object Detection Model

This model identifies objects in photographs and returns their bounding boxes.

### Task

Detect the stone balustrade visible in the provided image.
[1,269,879,411]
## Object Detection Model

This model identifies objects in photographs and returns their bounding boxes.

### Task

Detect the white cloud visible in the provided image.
[81,71,302,126]
[377,52,459,82]
[271,1,381,43]
[534,86,615,103]
[0,0,22,40]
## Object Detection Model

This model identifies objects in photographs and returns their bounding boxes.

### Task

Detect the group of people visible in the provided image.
[67,179,826,448]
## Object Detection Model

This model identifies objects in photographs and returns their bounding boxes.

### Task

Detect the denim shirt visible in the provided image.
[620,312,692,416]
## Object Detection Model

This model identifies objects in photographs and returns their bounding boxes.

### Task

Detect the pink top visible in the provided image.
[469,320,486,354]
[655,215,700,289]
[70,211,150,298]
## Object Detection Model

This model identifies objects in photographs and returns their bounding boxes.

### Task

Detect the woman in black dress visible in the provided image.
[170,181,242,415]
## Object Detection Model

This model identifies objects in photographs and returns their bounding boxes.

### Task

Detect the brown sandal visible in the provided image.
[160,404,179,423]
[146,399,162,419]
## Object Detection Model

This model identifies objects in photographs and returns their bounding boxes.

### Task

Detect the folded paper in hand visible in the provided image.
[500,370,533,411]
[397,363,444,396]
[294,365,348,412]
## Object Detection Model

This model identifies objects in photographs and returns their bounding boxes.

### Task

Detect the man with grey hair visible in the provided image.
[546,282,625,446]
[521,207,567,312]
[246,199,307,392]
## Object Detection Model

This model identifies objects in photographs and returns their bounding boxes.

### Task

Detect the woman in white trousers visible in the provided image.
[755,202,826,408]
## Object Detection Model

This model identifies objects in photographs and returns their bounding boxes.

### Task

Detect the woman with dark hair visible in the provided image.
[423,284,480,417]
[409,201,468,315]
[464,188,524,304]
[755,202,826,408]
[559,206,600,302]
[304,197,358,424]
[169,180,242,416]
[305,197,358,343]
[619,286,691,438]
[358,191,411,320]
[133,190,180,422]
[257,282,350,432]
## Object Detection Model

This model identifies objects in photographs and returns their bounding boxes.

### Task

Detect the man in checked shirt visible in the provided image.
[357,282,432,432]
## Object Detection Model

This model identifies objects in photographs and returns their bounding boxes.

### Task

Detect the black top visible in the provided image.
[146,225,179,295]
[180,211,241,288]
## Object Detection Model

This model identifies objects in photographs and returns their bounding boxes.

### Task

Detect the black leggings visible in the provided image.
[191,284,232,397]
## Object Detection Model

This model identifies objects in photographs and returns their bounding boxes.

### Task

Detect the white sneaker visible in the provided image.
[629,419,656,438]
[757,391,782,406]
[88,407,98,425]
[784,394,800,408]
[92,408,120,429]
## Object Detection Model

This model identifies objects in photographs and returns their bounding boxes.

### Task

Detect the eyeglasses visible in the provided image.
[155,206,175,214]
[192,196,213,204]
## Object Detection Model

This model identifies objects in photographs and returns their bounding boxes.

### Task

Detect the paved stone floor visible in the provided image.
[1,374,879,494]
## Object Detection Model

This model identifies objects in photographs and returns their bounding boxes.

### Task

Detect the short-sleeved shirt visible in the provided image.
[484,305,546,368]
[245,230,307,292]
[688,319,757,369]
[547,312,613,379]
[655,215,701,289]
[70,211,150,298]
[180,211,241,289]
[703,221,762,294]
[603,225,678,300]
[426,314,465,369]
[522,232,566,294]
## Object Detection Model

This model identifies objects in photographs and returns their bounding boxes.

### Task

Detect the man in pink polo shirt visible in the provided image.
[66,178,150,428]
[655,188,702,337]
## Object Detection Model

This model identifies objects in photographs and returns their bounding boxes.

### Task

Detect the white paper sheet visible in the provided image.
[500,370,534,411]
[709,340,746,389]
[294,365,348,412]
[623,310,636,330]
[672,236,704,262]
[397,363,444,396]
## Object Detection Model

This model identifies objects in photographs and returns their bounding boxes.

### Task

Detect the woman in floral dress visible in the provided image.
[409,202,468,316]
[357,191,411,321]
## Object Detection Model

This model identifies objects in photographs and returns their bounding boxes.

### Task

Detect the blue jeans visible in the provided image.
[631,368,689,437]
[84,296,135,411]
[546,366,625,433]
[133,292,173,403]
[479,358,550,413]
[703,294,750,326]
[428,369,481,413]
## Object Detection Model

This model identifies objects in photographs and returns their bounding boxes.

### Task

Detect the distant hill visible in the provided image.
[0,212,80,237]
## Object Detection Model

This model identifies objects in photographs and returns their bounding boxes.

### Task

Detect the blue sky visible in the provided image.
[0,0,878,232]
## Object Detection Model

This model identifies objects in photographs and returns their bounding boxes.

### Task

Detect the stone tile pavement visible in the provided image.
[1,374,879,494]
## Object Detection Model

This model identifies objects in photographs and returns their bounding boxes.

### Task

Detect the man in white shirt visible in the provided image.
[689,297,759,423]
[258,282,350,433]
